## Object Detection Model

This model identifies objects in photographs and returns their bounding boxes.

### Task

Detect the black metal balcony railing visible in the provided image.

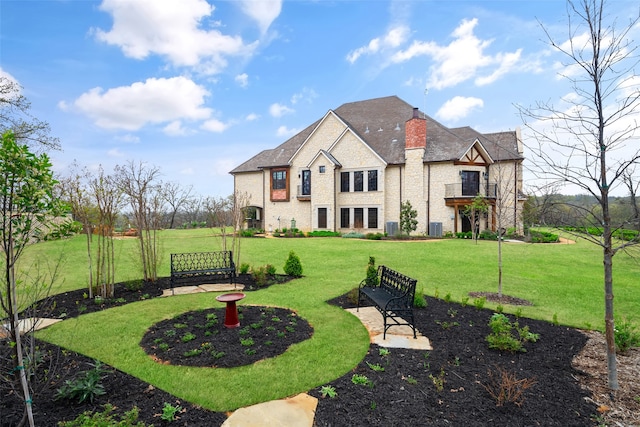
[445,182,497,198]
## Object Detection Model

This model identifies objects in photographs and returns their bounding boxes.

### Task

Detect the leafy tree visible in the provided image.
[0,131,67,427]
[518,0,640,390]
[462,194,489,243]
[400,201,418,236]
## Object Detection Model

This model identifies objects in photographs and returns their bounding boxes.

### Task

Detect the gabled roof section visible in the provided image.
[459,140,494,165]
[230,95,522,174]
[307,149,342,168]
[452,127,523,161]
[288,110,347,164]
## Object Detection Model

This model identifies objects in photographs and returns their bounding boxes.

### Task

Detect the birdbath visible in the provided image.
[215,292,246,328]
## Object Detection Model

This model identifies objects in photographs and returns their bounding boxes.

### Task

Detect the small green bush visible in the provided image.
[615,317,640,353]
[124,280,144,291]
[529,230,559,243]
[479,230,498,240]
[307,230,341,237]
[283,251,303,277]
[57,403,148,427]
[365,232,384,240]
[239,263,250,274]
[414,291,427,308]
[486,313,539,353]
[342,231,365,239]
[266,264,277,276]
[365,256,379,287]
[55,361,108,404]
[251,265,268,287]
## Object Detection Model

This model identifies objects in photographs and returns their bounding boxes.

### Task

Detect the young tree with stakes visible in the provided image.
[518,0,640,390]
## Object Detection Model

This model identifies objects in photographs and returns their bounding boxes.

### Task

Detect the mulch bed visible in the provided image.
[0,276,612,426]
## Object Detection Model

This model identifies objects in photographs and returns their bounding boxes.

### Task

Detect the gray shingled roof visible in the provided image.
[230,95,521,174]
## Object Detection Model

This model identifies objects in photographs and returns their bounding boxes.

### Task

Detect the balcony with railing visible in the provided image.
[444,182,497,199]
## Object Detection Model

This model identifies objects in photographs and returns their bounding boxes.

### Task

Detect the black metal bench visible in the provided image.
[170,251,236,292]
[357,265,418,339]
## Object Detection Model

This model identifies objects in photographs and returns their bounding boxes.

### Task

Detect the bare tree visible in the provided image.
[57,162,98,297]
[88,166,123,298]
[0,77,60,151]
[163,181,193,229]
[203,195,231,249]
[518,0,640,390]
[115,161,163,282]
[229,191,250,268]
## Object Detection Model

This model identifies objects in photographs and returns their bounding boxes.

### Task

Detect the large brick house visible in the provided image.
[230,95,525,236]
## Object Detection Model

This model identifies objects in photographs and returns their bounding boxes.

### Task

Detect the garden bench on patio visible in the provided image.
[357,265,418,339]
[170,251,236,293]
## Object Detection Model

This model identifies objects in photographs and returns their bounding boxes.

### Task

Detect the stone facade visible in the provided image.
[231,96,525,236]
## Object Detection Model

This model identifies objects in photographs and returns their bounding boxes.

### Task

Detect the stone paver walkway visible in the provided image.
[346,306,432,350]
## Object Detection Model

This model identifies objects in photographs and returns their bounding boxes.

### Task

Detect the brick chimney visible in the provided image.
[405,107,426,149]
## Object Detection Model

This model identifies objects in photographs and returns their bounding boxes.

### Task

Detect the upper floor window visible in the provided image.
[301,170,311,195]
[368,170,378,191]
[341,172,350,192]
[319,165,326,174]
[272,170,287,190]
[354,171,364,192]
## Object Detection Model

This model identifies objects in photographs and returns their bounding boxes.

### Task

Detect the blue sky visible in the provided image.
[2,0,639,198]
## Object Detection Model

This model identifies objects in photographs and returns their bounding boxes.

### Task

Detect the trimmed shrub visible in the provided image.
[283,251,303,277]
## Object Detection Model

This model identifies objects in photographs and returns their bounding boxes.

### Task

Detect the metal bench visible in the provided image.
[170,251,236,293]
[357,265,417,339]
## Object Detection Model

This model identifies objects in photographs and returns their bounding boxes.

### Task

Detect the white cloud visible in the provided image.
[180,167,195,175]
[238,0,282,34]
[475,50,522,86]
[391,18,521,90]
[107,148,125,157]
[201,118,229,133]
[235,73,249,88]
[346,25,409,63]
[276,125,298,137]
[72,76,211,131]
[435,96,484,122]
[245,113,259,121]
[269,103,294,117]
[115,134,140,143]
[163,120,188,136]
[0,68,19,86]
[291,87,318,105]
[94,0,254,74]
[210,158,236,176]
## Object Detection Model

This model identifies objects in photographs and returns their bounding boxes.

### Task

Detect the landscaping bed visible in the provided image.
[2,277,638,426]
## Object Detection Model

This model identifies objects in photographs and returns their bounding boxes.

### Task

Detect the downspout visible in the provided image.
[426,164,431,234]
[262,170,266,230]
[399,165,403,218]
[513,162,518,229]
[334,167,338,232]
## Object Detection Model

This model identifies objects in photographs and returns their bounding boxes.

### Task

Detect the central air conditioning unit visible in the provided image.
[429,222,443,238]
[385,221,398,236]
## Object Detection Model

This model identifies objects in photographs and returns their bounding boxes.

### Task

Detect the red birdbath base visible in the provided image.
[216,292,246,328]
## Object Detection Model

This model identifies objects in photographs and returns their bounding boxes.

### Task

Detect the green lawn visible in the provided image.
[30,229,640,411]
